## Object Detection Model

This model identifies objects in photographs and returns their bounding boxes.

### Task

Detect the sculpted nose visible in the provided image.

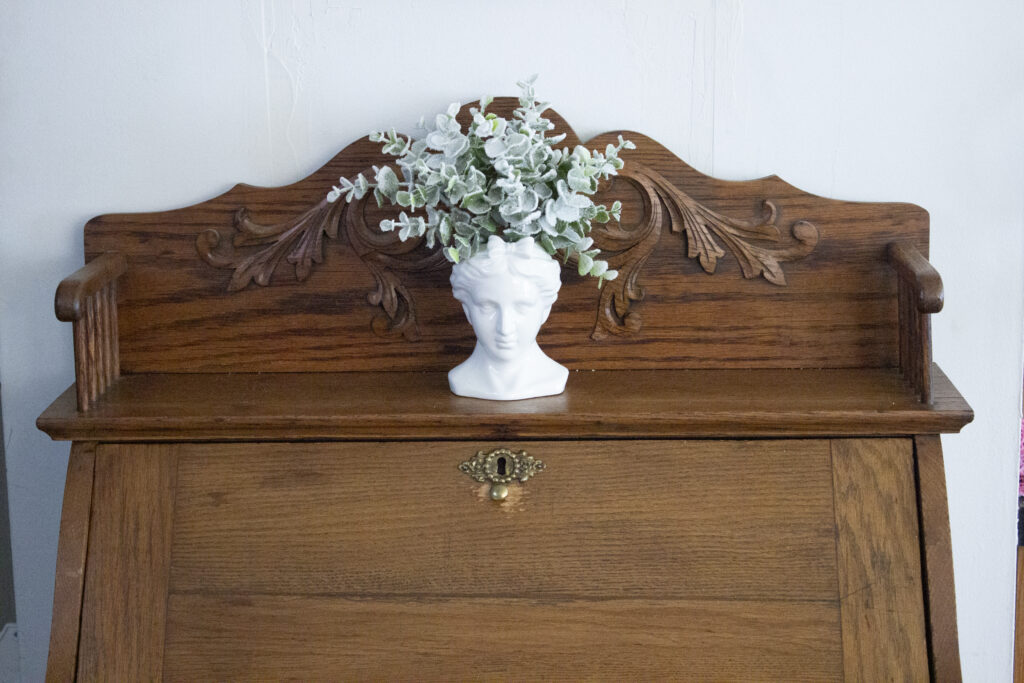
[497,307,515,336]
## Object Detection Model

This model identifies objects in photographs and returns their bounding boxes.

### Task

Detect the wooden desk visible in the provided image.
[39,98,971,681]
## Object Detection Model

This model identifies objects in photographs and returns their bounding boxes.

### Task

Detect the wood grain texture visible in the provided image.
[79,99,929,374]
[62,257,123,411]
[36,365,973,442]
[38,96,969,679]
[891,243,940,403]
[45,443,95,683]
[169,440,837,600]
[889,243,943,314]
[915,435,963,681]
[76,444,177,681]
[54,253,126,322]
[162,594,842,681]
[831,438,929,680]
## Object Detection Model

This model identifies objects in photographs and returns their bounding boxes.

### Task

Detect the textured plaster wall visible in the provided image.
[1,1,1022,679]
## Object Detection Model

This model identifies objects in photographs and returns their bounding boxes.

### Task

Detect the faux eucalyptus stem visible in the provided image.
[328,77,634,284]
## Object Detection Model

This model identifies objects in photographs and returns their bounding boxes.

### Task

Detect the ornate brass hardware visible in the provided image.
[458,448,545,501]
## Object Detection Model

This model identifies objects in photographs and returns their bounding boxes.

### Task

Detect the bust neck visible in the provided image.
[448,342,568,400]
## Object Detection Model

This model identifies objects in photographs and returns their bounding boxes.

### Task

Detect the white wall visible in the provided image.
[1,0,1021,679]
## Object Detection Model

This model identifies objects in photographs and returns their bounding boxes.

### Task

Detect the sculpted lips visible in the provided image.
[495,335,517,350]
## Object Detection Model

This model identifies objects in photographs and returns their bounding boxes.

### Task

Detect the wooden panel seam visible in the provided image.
[160,451,182,680]
[45,442,97,683]
[914,434,963,682]
[77,444,178,681]
[831,438,929,681]
[825,438,845,683]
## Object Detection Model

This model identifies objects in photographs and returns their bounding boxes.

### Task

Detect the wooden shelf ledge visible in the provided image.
[37,365,972,442]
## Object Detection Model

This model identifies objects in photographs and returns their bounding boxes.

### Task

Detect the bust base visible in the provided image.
[447,363,568,401]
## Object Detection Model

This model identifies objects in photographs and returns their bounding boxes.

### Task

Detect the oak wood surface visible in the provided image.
[889,243,943,314]
[892,243,938,403]
[54,253,126,322]
[48,437,944,678]
[45,443,95,683]
[39,96,972,679]
[170,440,837,600]
[831,438,929,680]
[76,445,177,681]
[162,594,842,681]
[36,365,972,442]
[65,271,120,411]
[915,435,963,681]
[80,100,929,374]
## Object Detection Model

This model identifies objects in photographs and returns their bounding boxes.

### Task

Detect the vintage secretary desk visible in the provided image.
[38,100,972,681]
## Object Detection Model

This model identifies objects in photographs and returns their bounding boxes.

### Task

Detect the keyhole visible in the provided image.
[496,456,507,476]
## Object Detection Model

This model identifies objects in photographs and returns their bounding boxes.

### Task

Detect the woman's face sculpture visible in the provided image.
[462,272,550,362]
[451,236,561,366]
[448,237,567,400]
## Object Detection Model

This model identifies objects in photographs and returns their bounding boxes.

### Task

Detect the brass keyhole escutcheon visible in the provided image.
[458,448,545,502]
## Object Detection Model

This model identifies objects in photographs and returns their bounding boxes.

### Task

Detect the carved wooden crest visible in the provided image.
[196,100,819,342]
[196,190,445,341]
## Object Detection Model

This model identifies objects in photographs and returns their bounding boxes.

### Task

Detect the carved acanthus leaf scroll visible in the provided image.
[196,201,344,292]
[196,188,445,341]
[196,162,819,344]
[589,163,819,339]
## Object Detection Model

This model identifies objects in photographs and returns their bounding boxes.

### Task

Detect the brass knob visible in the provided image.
[459,448,545,502]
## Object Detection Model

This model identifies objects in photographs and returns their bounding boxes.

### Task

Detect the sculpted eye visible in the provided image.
[478,303,497,315]
[515,302,533,314]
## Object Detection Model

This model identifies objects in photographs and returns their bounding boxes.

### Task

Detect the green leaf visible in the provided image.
[333,78,634,270]
[578,252,594,276]
[462,192,490,215]
[411,187,428,207]
[473,214,497,233]
[375,166,399,196]
[567,167,591,193]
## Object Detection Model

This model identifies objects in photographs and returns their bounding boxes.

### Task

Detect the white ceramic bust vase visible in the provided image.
[449,235,569,400]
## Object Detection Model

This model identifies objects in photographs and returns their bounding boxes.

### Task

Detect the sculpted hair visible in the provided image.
[450,237,561,305]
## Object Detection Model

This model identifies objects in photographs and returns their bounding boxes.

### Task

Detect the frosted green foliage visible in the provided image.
[327,76,635,285]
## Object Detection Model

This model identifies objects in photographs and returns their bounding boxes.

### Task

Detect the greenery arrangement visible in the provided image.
[327,77,634,284]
